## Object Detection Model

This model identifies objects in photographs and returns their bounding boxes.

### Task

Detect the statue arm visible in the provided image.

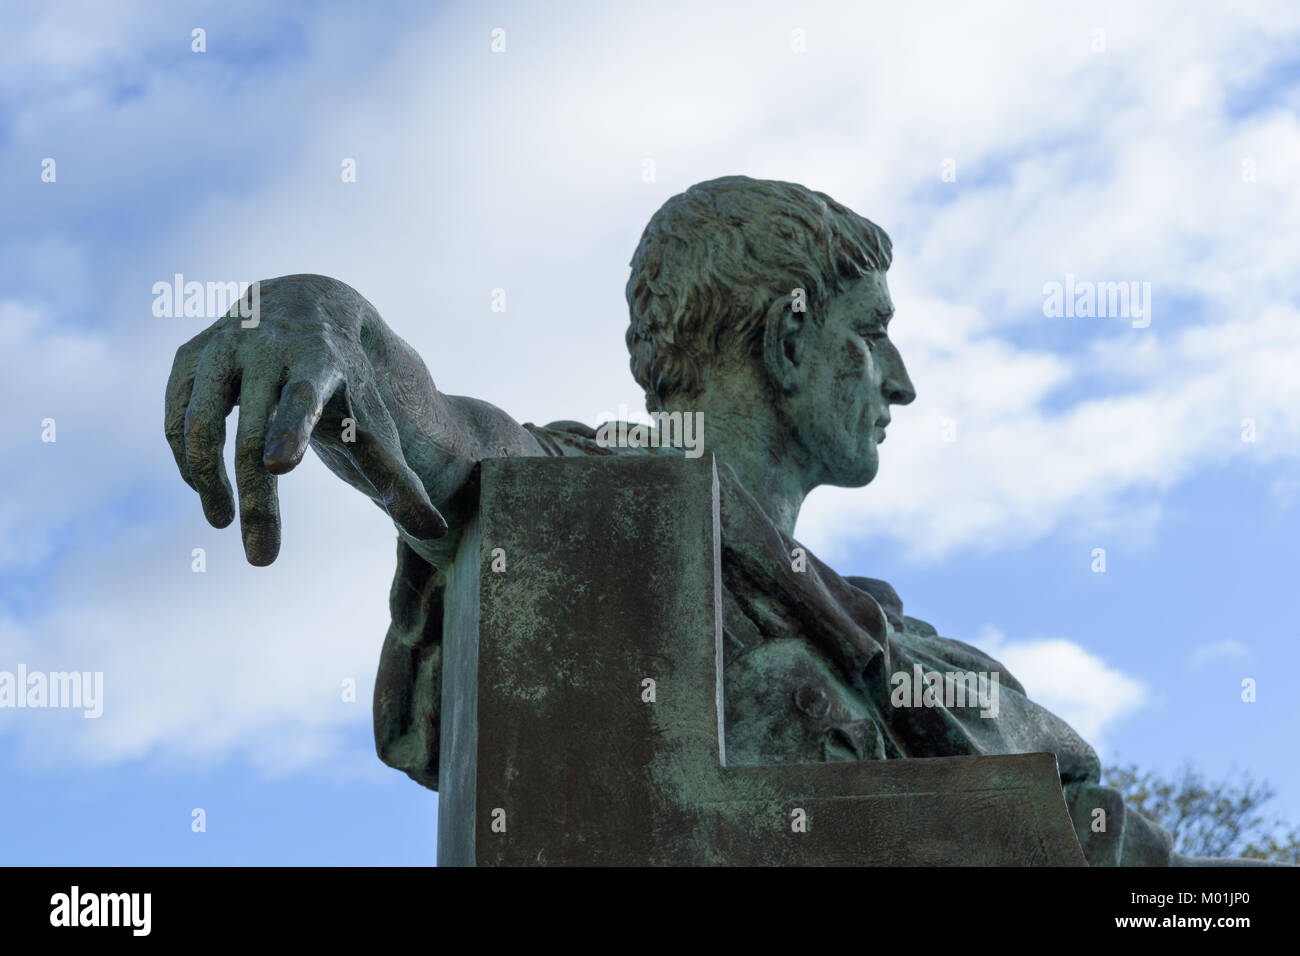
[164,273,545,566]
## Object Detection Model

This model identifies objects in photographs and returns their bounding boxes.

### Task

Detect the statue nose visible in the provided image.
[884,365,916,406]
[879,340,916,406]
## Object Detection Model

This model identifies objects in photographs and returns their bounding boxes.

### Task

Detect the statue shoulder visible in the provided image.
[901,615,939,638]
[520,420,607,457]
[841,575,950,643]
[844,576,906,631]
[522,419,671,458]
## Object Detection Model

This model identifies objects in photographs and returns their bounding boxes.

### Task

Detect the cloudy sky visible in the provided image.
[2,0,1298,863]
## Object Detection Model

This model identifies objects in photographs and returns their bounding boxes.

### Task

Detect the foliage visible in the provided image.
[1103,762,1300,863]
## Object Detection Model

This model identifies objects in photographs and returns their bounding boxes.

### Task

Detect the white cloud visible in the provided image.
[978,627,1149,754]
[1188,639,1254,669]
[3,0,1299,771]
[0,454,398,774]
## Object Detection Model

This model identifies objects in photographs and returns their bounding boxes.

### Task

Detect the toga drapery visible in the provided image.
[373,419,1205,866]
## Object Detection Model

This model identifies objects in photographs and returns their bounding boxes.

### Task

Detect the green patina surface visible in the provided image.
[164,176,1272,865]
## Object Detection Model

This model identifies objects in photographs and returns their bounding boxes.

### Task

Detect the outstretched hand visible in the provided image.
[164,276,447,566]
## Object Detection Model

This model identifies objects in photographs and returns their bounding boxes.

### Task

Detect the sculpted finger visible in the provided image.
[165,343,202,490]
[184,342,239,528]
[234,375,282,566]
[344,384,449,540]
[264,363,343,475]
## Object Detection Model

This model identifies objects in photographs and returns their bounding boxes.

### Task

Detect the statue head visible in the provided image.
[625,175,916,488]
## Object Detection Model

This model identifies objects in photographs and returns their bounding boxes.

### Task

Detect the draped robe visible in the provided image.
[373,419,1222,866]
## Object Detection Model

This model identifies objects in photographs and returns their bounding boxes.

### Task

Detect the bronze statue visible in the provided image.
[164,175,1259,865]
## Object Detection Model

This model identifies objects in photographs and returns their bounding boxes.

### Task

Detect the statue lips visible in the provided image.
[874,415,890,443]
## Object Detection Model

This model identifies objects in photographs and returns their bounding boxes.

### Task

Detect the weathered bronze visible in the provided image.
[164,175,1256,865]
[435,451,1089,865]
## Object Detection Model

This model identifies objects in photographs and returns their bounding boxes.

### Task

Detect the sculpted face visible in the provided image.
[784,271,916,488]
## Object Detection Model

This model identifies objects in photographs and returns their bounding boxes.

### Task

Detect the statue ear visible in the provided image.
[762,294,805,394]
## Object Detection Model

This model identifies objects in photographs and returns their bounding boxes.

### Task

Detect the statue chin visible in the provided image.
[791,420,880,489]
[821,451,879,489]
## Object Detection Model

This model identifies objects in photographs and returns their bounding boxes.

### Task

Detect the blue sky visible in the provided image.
[2,0,1299,864]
